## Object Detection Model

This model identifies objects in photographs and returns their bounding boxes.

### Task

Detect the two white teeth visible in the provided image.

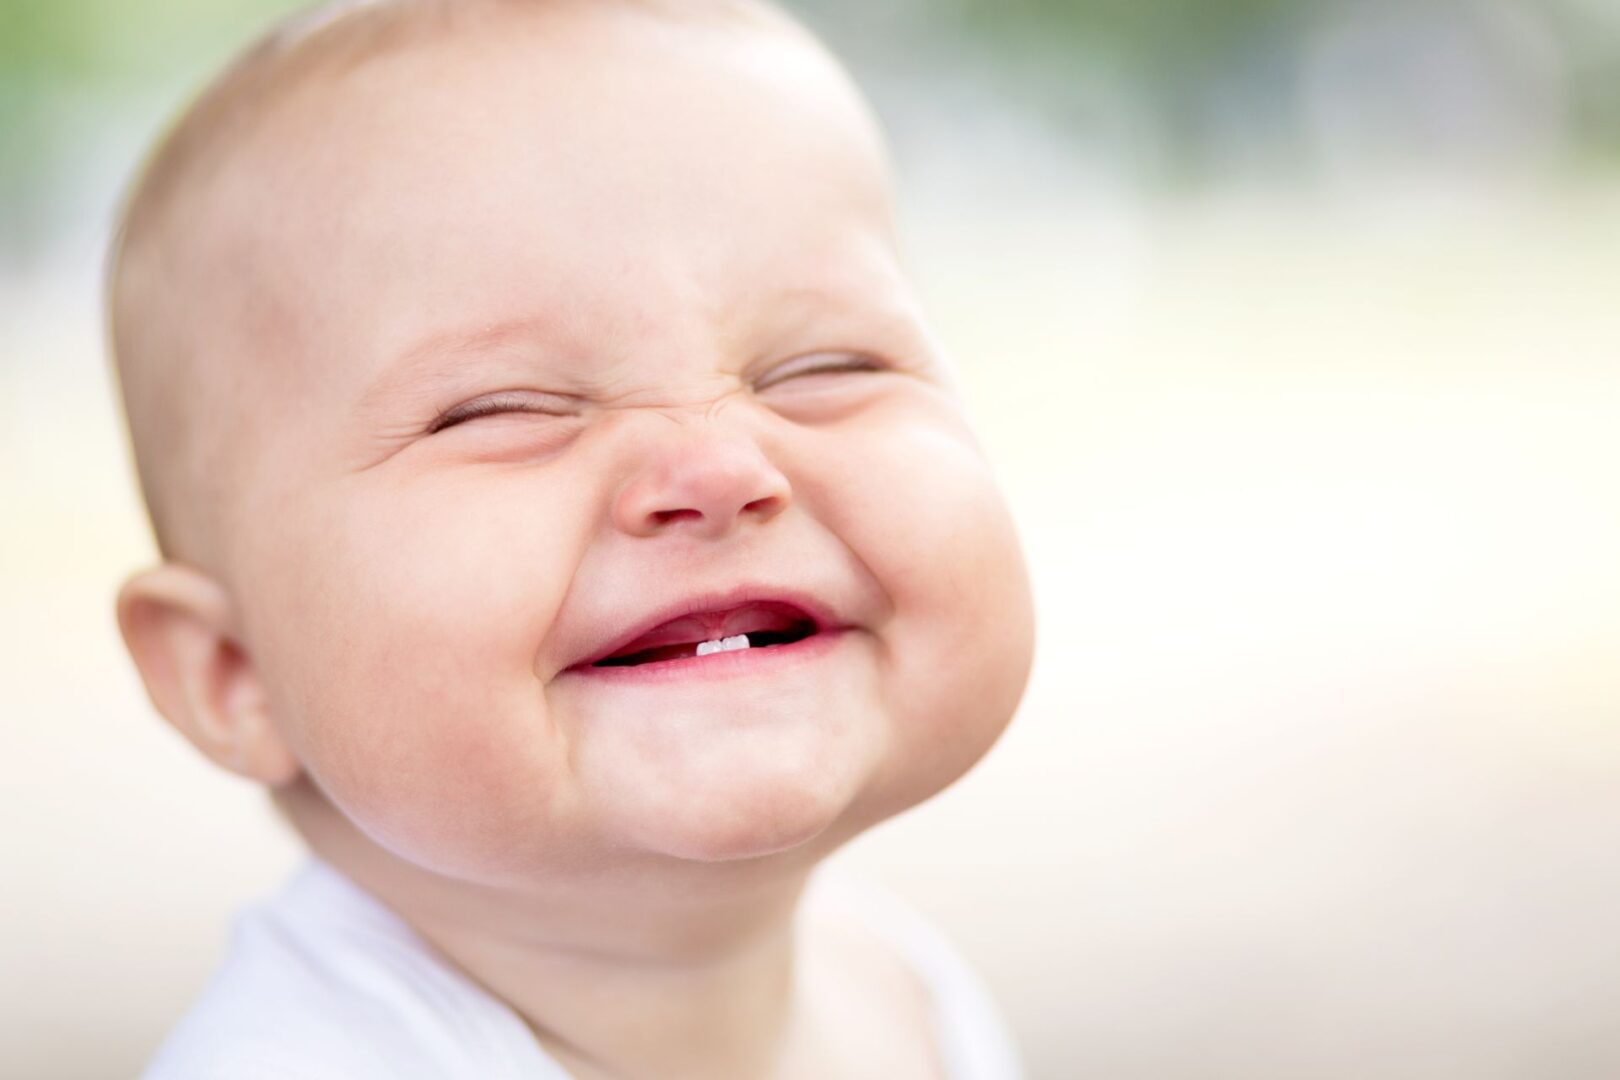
[694,634,751,657]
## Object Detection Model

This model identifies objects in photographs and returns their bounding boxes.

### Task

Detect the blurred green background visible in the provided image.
[4,3,1620,1079]
[6,0,1620,260]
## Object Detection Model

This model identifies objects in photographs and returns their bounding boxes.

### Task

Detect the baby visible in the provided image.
[107,0,1036,1077]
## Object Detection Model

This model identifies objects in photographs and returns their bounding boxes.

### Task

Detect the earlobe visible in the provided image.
[115,563,301,787]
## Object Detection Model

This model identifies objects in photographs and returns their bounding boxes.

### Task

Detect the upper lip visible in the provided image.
[563,584,843,670]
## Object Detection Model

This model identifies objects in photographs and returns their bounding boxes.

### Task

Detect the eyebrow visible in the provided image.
[355,278,922,417]
[356,315,565,413]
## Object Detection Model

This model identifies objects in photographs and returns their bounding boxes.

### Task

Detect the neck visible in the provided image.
[277,778,825,1080]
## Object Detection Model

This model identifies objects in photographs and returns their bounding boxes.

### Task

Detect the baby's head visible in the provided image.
[110,0,1034,894]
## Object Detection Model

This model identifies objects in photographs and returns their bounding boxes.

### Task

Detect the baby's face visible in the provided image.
[209,7,1033,881]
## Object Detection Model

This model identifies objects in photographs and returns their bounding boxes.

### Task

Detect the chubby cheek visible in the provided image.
[246,479,585,880]
[820,404,1036,807]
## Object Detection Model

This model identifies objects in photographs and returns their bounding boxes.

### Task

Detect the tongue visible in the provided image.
[605,602,809,660]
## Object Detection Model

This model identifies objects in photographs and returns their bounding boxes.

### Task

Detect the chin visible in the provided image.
[654,805,837,864]
[611,749,878,864]
[576,690,889,864]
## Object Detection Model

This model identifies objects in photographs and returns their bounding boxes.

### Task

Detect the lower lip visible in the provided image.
[563,627,853,686]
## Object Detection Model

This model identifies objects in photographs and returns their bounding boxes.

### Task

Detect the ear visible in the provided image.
[115,562,301,787]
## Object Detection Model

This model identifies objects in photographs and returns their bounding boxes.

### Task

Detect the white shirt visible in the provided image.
[145,857,1024,1079]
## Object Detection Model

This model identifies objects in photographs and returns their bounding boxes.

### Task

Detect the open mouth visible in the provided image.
[588,601,821,669]
[592,624,818,667]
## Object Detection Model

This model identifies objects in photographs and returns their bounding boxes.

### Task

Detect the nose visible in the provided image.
[612,426,792,540]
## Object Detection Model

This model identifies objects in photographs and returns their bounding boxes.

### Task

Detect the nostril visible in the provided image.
[651,508,703,526]
[743,495,783,515]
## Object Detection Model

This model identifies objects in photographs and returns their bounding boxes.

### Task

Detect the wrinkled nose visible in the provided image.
[612,428,791,540]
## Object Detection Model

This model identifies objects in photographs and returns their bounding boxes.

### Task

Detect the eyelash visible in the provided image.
[428,354,885,433]
[755,353,886,389]
[426,394,574,434]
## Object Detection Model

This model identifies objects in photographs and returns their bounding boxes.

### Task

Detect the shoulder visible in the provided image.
[803,864,1026,1080]
[143,859,564,1080]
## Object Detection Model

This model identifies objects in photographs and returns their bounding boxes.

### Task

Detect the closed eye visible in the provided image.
[426,391,578,434]
[753,353,887,391]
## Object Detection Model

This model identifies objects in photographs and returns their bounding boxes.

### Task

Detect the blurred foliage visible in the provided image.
[933,0,1620,178]
[1,0,297,84]
[946,0,1324,60]
[2,0,304,256]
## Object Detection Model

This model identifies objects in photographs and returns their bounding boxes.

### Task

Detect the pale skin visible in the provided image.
[114,5,1035,1078]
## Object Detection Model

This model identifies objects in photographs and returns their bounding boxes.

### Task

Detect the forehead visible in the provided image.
[204,5,900,404]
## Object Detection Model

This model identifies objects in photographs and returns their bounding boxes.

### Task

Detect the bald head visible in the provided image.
[105,0,830,567]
